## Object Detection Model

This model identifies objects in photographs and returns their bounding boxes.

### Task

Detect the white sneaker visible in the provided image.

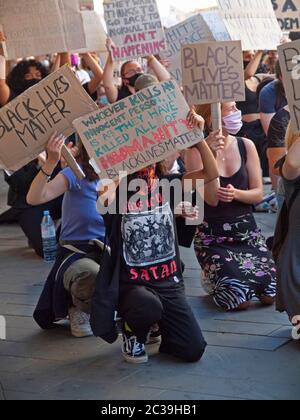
[69,307,93,338]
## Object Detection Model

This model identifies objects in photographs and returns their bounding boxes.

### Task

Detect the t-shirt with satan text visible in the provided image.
[106,175,184,290]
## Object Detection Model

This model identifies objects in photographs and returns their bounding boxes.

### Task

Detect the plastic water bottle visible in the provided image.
[41,211,57,263]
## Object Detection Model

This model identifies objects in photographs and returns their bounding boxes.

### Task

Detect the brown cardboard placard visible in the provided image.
[103,0,167,61]
[278,40,300,133]
[0,0,86,60]
[75,10,107,53]
[0,65,98,171]
[73,80,204,181]
[273,0,300,33]
[217,0,282,51]
[161,12,231,84]
[181,40,245,106]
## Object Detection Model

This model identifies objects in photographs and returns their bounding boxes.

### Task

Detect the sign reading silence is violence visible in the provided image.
[73,80,204,181]
[0,65,98,172]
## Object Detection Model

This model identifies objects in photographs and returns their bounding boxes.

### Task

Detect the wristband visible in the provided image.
[0,55,6,80]
[40,167,52,179]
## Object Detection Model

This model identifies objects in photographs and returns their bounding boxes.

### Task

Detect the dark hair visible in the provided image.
[77,141,98,182]
[120,61,135,79]
[274,61,286,112]
[7,59,48,95]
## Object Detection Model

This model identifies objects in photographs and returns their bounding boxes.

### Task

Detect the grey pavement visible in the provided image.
[0,177,299,401]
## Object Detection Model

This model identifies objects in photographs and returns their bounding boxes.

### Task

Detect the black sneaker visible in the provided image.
[122,323,148,364]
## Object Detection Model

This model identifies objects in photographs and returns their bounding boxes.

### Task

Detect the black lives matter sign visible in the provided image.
[0,65,98,171]
[181,41,245,106]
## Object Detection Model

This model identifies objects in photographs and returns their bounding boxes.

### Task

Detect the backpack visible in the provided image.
[272,183,300,263]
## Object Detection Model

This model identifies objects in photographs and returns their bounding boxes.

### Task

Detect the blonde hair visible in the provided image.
[285,122,300,151]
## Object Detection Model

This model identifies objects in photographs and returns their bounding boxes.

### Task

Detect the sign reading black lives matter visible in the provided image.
[181,41,245,106]
[0,66,98,172]
[103,0,166,61]
[278,40,300,132]
[73,80,204,181]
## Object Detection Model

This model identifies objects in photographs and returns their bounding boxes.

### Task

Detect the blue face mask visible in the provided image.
[99,96,109,107]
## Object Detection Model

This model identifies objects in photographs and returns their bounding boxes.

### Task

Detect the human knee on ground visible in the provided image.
[119,287,164,343]
[259,295,275,306]
[64,258,100,314]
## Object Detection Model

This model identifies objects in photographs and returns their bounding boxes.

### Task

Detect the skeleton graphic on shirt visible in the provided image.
[122,203,176,267]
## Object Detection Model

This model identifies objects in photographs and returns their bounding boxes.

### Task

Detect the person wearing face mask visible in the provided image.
[185,102,277,312]
[102,38,171,104]
[0,37,63,257]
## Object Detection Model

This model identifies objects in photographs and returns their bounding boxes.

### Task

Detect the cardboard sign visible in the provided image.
[73,80,204,181]
[103,0,167,61]
[0,0,86,60]
[217,0,282,51]
[0,65,98,172]
[278,40,300,132]
[181,41,245,105]
[273,0,300,32]
[76,11,107,53]
[162,12,230,84]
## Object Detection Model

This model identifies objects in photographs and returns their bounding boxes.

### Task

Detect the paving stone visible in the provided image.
[1,175,300,400]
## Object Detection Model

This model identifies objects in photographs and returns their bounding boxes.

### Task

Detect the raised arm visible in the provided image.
[27,133,69,206]
[103,38,119,103]
[81,53,104,95]
[0,31,10,106]
[244,51,263,80]
[183,115,220,207]
[147,55,171,82]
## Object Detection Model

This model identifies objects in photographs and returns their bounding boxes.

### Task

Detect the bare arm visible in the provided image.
[60,52,71,67]
[244,51,263,80]
[260,112,275,136]
[233,139,263,204]
[147,55,171,82]
[27,133,69,206]
[183,140,220,207]
[283,137,300,180]
[103,39,119,104]
[0,31,10,106]
[82,53,104,95]
[50,54,61,73]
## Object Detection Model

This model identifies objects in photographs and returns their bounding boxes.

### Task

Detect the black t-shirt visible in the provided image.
[82,82,98,102]
[268,108,290,149]
[104,174,186,290]
[117,86,132,102]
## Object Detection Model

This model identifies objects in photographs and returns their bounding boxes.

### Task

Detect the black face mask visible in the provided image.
[126,73,143,88]
[23,79,41,90]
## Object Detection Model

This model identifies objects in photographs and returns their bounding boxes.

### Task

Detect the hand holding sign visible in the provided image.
[73,80,204,181]
[0,65,98,177]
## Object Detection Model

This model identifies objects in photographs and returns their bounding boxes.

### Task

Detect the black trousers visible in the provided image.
[119,285,207,363]
[15,198,62,258]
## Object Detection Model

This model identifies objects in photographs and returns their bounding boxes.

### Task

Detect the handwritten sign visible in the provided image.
[273,0,300,32]
[217,0,282,50]
[0,66,98,172]
[103,0,166,61]
[73,80,204,180]
[278,40,300,132]
[161,12,230,84]
[182,41,245,105]
[0,0,86,60]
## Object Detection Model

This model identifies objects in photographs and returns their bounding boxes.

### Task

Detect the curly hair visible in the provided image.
[6,59,49,95]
